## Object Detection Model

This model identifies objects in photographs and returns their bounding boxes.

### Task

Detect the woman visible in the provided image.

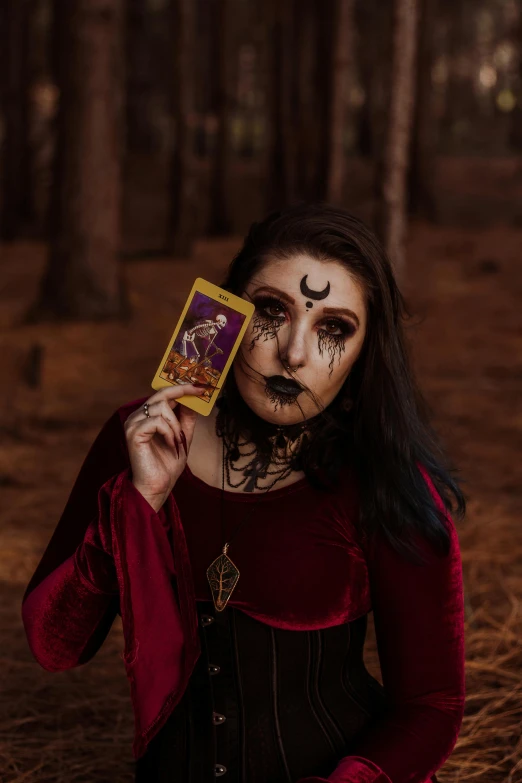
[21,203,466,783]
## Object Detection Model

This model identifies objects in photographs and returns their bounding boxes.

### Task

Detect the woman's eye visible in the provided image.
[255,297,355,338]
[266,304,285,318]
[256,298,286,320]
[321,320,343,336]
[320,319,354,338]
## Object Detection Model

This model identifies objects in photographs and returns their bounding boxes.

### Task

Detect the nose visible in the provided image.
[281,323,307,373]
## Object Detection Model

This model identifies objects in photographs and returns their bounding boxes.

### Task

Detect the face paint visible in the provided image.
[264,384,302,412]
[251,291,353,377]
[317,329,348,375]
[263,374,303,412]
[248,310,282,352]
[234,255,367,427]
[299,275,331,300]
[297,273,348,376]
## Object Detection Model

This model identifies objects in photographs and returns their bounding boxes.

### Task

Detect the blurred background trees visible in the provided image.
[27,0,128,320]
[0,0,521,318]
[1,7,521,779]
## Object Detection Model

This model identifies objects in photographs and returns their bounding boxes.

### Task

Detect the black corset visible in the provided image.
[135,601,388,783]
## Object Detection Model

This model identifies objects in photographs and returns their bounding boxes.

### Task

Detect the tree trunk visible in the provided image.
[125,0,156,153]
[167,0,197,257]
[440,0,471,148]
[377,0,419,279]
[27,0,127,322]
[510,4,522,152]
[409,0,438,219]
[0,0,34,241]
[356,0,393,160]
[292,0,335,202]
[207,0,232,236]
[326,0,355,204]
[314,0,336,201]
[294,0,317,201]
[266,0,296,210]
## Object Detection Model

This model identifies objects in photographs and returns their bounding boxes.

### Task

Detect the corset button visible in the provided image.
[213,711,226,725]
[208,663,221,675]
[214,763,227,776]
[201,614,215,626]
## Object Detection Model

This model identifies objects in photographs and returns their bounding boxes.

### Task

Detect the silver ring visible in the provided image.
[143,402,150,418]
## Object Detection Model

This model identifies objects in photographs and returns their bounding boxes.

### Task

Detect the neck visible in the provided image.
[192,394,306,491]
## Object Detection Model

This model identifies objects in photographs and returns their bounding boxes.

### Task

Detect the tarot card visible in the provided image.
[151,277,255,415]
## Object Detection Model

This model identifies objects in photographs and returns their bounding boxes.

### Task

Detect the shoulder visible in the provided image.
[340,460,459,561]
[317,462,363,541]
[336,462,360,509]
[415,461,459,545]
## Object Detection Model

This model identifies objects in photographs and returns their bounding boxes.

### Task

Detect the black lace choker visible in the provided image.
[214,386,317,492]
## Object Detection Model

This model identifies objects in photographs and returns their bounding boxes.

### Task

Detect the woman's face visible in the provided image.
[233,254,368,426]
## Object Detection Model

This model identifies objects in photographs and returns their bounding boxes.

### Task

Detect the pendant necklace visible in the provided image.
[206,433,297,612]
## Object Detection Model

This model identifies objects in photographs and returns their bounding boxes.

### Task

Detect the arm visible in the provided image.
[21,405,165,671]
[297,468,466,783]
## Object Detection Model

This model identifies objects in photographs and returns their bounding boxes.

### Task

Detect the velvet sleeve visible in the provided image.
[21,408,166,672]
[296,468,466,783]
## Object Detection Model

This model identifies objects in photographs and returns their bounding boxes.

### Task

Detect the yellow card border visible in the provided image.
[151,277,255,416]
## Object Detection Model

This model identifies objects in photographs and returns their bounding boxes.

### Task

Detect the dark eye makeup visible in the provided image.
[253,295,357,339]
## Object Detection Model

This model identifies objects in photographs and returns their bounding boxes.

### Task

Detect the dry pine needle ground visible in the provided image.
[0,225,521,782]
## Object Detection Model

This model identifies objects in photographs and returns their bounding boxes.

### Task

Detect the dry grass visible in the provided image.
[447,512,522,782]
[0,601,134,782]
[1,224,521,782]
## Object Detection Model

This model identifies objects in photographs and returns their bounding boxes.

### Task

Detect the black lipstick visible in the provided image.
[265,375,303,397]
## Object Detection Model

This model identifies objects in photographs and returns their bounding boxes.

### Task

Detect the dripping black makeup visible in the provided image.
[233,255,367,426]
[249,285,359,376]
[251,285,359,341]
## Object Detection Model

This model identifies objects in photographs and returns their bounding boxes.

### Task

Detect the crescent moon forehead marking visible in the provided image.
[300,275,331,300]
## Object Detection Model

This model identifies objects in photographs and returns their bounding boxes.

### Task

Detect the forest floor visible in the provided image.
[0,221,521,782]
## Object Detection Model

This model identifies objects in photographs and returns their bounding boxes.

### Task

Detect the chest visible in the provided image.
[173,474,372,629]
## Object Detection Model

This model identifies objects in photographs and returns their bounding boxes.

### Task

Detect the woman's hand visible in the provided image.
[124,384,208,511]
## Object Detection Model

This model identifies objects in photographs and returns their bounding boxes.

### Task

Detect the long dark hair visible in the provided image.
[217,201,466,564]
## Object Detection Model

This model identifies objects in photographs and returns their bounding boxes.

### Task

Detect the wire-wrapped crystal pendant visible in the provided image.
[206,544,240,612]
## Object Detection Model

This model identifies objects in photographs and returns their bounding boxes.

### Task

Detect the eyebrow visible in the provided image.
[251,285,360,327]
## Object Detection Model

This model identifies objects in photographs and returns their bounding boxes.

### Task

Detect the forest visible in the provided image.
[1,0,521,781]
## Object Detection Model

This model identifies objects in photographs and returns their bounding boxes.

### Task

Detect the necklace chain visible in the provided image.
[208,417,306,612]
[224,451,294,490]
[220,437,291,550]
[222,425,304,490]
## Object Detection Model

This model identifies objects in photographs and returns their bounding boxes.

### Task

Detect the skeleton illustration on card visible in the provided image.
[151,278,255,416]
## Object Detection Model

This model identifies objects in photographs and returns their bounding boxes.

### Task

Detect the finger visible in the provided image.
[129,386,206,428]
[177,404,199,449]
[139,400,182,451]
[179,429,187,456]
[135,414,180,457]
[157,399,183,446]
[150,383,211,409]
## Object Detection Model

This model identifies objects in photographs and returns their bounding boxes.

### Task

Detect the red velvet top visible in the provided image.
[21,397,466,783]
